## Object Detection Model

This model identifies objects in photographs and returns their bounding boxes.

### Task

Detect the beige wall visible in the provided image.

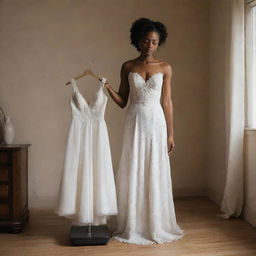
[206,0,228,205]
[243,130,256,227]
[0,0,210,208]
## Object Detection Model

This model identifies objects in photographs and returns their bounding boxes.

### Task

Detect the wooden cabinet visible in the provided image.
[0,144,31,233]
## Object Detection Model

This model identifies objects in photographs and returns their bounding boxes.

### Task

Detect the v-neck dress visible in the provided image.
[54,77,118,226]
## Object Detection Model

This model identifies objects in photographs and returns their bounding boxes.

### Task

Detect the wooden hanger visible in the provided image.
[65,69,104,86]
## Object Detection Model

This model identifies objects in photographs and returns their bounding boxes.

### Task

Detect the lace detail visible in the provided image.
[128,72,163,104]
[111,72,184,245]
[112,231,184,245]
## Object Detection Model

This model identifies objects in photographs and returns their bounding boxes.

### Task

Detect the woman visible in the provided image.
[104,17,184,245]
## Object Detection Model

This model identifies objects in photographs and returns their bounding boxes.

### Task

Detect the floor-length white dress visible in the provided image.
[54,77,118,226]
[112,71,184,245]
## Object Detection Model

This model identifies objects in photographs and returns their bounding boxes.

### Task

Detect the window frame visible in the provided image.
[245,0,256,128]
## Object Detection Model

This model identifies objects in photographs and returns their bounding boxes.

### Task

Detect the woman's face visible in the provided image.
[139,31,160,55]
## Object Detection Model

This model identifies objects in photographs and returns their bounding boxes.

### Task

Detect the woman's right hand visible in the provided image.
[103,81,111,90]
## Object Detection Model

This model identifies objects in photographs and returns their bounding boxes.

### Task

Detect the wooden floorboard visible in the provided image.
[0,197,256,256]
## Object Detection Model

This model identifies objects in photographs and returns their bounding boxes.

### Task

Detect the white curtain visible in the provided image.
[219,0,245,219]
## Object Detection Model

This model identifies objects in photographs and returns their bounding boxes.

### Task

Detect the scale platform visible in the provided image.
[69,224,110,246]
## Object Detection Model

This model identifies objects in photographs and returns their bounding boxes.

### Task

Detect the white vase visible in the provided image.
[3,116,15,144]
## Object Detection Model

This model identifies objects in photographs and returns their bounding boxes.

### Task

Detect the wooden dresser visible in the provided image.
[0,144,31,233]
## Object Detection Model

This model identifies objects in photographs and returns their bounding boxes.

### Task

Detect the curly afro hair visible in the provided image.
[130,17,168,52]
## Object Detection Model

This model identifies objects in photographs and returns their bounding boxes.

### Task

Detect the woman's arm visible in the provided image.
[104,63,130,108]
[161,63,175,154]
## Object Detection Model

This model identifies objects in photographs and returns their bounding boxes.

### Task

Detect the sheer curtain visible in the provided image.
[219,0,245,219]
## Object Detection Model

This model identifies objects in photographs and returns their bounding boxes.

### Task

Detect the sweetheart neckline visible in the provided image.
[71,78,104,109]
[128,71,164,83]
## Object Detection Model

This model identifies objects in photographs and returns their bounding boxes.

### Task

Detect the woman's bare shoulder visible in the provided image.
[160,61,173,74]
[121,59,137,73]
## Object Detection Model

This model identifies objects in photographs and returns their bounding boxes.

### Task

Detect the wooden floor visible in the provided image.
[1,197,256,256]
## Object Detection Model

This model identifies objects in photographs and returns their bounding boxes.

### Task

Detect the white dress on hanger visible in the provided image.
[54,77,118,226]
[112,72,184,244]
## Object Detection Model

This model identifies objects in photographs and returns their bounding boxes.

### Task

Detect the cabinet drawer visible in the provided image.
[0,204,9,215]
[0,168,9,182]
[0,152,11,166]
[0,185,9,198]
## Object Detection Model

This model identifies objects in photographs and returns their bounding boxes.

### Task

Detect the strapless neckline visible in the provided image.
[128,71,164,83]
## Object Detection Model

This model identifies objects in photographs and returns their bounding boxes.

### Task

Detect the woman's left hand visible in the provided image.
[167,136,175,155]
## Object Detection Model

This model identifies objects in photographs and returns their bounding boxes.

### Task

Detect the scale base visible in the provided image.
[69,224,110,246]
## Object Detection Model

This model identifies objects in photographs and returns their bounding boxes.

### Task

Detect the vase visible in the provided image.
[3,116,15,144]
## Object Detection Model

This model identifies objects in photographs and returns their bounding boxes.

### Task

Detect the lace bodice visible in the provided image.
[128,72,164,104]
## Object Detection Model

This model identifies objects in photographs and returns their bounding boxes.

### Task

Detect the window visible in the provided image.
[245,0,256,128]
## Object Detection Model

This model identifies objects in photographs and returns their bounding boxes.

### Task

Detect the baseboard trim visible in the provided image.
[173,187,206,198]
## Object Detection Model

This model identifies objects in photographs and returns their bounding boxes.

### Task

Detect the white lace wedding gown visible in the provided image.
[54,78,118,226]
[112,71,184,245]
